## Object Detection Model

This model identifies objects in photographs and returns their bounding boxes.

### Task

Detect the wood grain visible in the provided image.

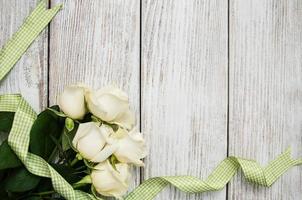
[141,0,228,199]
[1,0,302,199]
[229,0,302,199]
[0,0,48,112]
[49,0,141,193]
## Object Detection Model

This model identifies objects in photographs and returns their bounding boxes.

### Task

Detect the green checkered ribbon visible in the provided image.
[0,1,94,199]
[125,149,302,200]
[0,0,61,80]
[0,95,94,200]
[1,1,302,200]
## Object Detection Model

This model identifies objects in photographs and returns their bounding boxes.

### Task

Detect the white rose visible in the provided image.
[72,122,117,162]
[112,128,147,166]
[58,84,88,119]
[85,86,135,129]
[91,160,130,198]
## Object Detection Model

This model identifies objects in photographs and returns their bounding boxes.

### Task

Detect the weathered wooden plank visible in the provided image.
[49,0,140,193]
[0,0,48,112]
[142,0,228,199]
[229,0,302,199]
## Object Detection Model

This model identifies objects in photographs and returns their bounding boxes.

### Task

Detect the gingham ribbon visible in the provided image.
[1,1,302,200]
[0,95,94,200]
[0,0,61,80]
[125,149,302,200]
[0,1,95,199]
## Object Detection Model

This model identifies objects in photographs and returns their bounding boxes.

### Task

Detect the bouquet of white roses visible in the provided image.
[58,84,147,198]
[0,84,147,199]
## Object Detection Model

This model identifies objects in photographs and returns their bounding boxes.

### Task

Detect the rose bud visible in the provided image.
[91,160,130,198]
[85,86,135,129]
[58,84,88,119]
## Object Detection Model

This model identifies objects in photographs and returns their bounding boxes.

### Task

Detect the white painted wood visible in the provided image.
[142,0,228,199]
[0,0,48,112]
[1,0,302,199]
[49,0,141,193]
[229,0,302,199]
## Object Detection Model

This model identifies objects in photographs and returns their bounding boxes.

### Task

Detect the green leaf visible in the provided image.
[24,197,43,200]
[51,164,82,184]
[0,170,4,181]
[83,159,96,170]
[109,155,119,171]
[62,123,78,152]
[4,167,40,192]
[62,133,71,151]
[29,108,64,160]
[63,149,78,164]
[47,107,67,118]
[0,112,14,133]
[33,177,53,193]
[0,140,22,170]
[0,189,9,199]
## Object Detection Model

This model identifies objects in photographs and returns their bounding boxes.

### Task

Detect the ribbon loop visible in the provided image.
[125,152,302,200]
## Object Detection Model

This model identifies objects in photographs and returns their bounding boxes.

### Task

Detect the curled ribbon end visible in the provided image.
[284,147,302,165]
[39,0,63,12]
[284,147,292,155]
[53,3,63,11]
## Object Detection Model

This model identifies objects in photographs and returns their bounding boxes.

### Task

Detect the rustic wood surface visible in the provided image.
[0,0,48,112]
[0,0,302,199]
[229,0,302,199]
[141,0,228,200]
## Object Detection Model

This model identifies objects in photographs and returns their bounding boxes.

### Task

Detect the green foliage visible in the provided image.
[109,154,120,171]
[4,167,40,192]
[0,112,14,133]
[62,123,78,152]
[29,106,65,160]
[23,197,43,200]
[33,177,53,193]
[0,189,10,199]
[51,163,83,184]
[0,106,89,199]
[0,140,22,170]
[47,107,67,117]
[62,133,71,151]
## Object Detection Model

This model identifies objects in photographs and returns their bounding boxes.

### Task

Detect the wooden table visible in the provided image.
[1,0,302,199]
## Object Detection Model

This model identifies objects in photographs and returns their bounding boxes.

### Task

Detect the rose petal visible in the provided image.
[91,144,119,163]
